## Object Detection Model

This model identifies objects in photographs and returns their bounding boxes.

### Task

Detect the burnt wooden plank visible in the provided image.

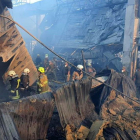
[0,105,20,140]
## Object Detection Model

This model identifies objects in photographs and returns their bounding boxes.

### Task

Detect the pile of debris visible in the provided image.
[0,69,140,140]
[55,70,140,140]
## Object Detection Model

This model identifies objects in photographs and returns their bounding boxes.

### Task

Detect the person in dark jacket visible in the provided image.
[121,66,128,76]
[46,61,57,80]
[44,54,49,69]
[86,63,96,77]
[35,54,42,68]
[20,68,30,97]
[63,62,70,82]
[8,70,20,100]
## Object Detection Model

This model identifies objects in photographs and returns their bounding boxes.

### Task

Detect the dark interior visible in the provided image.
[0,57,13,101]
[90,84,105,114]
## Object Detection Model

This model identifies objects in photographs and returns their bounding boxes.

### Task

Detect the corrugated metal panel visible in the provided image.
[0,8,38,85]
[0,92,54,140]
[54,78,98,128]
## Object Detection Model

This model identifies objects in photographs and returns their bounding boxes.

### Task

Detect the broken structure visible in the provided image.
[10,0,140,76]
[0,0,38,97]
[0,0,140,140]
[0,69,140,140]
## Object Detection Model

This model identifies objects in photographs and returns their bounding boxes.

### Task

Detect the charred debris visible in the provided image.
[0,0,140,140]
[0,70,140,140]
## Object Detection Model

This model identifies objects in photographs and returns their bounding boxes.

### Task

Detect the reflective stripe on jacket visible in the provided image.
[9,75,20,91]
[37,74,49,93]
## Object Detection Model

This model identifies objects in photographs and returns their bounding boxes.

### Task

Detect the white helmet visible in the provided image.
[77,65,83,70]
[45,54,48,58]
[8,70,16,76]
[24,68,30,74]
[87,63,91,66]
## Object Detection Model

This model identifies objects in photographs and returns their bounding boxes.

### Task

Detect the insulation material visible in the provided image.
[0,8,38,85]
[0,92,54,140]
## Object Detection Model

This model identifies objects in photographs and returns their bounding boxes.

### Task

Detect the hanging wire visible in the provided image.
[1,15,140,104]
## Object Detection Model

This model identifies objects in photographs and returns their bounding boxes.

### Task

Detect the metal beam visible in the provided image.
[122,0,139,78]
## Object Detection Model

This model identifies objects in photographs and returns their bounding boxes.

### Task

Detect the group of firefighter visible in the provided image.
[35,54,96,82]
[7,53,96,100]
[8,66,49,100]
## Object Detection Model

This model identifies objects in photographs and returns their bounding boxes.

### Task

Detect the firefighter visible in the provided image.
[72,65,83,81]
[37,67,49,94]
[20,68,30,97]
[35,54,42,68]
[8,70,20,100]
[63,62,70,82]
[86,63,96,77]
[46,61,57,81]
[44,54,49,69]
[122,66,128,76]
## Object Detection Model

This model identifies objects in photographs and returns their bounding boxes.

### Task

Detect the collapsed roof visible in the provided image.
[40,0,127,49]
[10,0,128,50]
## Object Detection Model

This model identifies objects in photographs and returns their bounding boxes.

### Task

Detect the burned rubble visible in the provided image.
[0,0,140,139]
[0,69,140,140]
[54,70,140,140]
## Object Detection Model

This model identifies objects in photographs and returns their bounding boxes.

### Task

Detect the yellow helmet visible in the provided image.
[38,67,45,73]
[37,54,40,56]
[8,70,16,76]
[24,68,30,74]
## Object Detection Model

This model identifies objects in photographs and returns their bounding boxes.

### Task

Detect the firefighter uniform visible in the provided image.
[20,73,29,88]
[8,70,20,100]
[72,65,83,81]
[37,67,49,94]
[44,54,49,69]
[20,68,30,97]
[72,71,83,81]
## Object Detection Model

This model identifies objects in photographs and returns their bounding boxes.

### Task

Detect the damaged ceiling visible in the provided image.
[40,0,127,49]
[9,0,128,50]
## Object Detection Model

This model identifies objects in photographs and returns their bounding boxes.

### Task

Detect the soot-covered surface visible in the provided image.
[47,113,66,140]
[0,57,13,101]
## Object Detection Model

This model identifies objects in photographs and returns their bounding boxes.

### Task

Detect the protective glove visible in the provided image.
[10,90,15,93]
[20,88,25,91]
